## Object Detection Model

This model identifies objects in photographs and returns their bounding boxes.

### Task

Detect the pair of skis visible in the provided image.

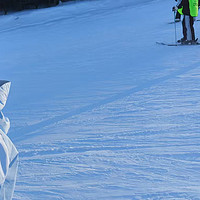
[168,19,200,24]
[156,41,200,46]
[160,17,200,46]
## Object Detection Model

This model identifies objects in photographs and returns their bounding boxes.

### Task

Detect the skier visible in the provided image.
[173,0,199,44]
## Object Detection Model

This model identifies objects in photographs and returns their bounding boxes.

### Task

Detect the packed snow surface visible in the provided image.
[1,0,200,199]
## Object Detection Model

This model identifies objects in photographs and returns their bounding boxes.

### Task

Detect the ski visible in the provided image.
[168,21,181,24]
[168,19,200,24]
[156,42,178,46]
[156,41,200,46]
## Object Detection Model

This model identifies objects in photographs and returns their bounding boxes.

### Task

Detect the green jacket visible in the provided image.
[177,0,198,17]
[189,0,198,16]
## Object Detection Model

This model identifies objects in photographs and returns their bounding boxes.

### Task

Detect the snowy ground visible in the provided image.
[1,0,200,199]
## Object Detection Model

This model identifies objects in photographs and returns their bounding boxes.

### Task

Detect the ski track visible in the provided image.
[0,0,155,34]
[14,62,200,199]
[11,61,200,142]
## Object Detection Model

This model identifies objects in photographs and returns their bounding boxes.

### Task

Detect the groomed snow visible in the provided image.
[1,0,200,199]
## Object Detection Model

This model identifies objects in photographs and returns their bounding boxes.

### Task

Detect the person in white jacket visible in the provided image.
[0,80,18,200]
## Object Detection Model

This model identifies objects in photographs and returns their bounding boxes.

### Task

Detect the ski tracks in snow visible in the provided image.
[0,0,155,35]
[11,61,200,142]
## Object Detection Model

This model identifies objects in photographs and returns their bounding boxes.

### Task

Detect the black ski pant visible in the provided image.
[175,11,181,20]
[182,15,195,41]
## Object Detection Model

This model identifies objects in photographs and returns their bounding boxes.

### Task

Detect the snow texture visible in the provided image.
[1,0,200,199]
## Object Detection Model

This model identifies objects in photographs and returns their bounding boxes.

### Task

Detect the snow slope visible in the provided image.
[1,0,200,199]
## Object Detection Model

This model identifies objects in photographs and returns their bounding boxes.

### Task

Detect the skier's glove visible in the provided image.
[172,6,178,11]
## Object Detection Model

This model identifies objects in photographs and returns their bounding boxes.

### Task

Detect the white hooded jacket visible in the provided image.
[0,81,18,200]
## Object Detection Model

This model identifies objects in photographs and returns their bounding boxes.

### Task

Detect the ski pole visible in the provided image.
[174,10,177,43]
